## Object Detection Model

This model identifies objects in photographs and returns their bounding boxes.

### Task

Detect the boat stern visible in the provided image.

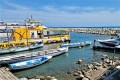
[46,56,52,60]
[65,47,69,52]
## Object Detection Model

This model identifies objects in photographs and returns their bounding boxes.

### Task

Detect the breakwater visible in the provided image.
[68,28,120,36]
[49,28,120,36]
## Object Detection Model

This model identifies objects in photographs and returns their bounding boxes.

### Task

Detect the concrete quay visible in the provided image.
[0,67,57,80]
[0,67,20,80]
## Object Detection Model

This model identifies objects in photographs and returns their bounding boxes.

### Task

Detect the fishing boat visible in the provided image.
[97,38,120,47]
[0,42,43,54]
[114,45,120,51]
[0,48,15,54]
[14,42,43,52]
[60,41,91,48]
[48,47,68,57]
[29,42,43,50]
[0,24,16,54]
[0,47,68,64]
[14,46,29,52]
[8,55,52,70]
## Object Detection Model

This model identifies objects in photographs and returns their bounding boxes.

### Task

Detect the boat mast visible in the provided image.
[25,20,28,46]
[6,23,10,48]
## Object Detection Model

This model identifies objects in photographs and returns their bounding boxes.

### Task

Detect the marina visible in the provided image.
[0,0,120,79]
[8,32,120,80]
[0,31,119,80]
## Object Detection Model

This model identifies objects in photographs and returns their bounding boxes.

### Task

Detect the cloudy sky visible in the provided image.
[0,0,120,27]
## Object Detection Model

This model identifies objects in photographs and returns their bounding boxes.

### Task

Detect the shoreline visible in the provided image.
[72,55,120,80]
[2,54,119,80]
[49,28,120,36]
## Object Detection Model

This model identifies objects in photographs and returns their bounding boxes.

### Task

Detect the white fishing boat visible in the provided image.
[0,47,68,64]
[0,48,15,54]
[9,55,52,70]
[115,45,120,51]
[29,42,43,50]
[14,46,29,52]
[97,38,120,47]
[60,41,91,48]
[0,42,44,54]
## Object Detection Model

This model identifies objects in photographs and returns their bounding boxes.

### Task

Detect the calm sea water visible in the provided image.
[13,32,120,80]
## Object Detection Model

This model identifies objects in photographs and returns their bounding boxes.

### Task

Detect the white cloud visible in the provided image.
[0,2,120,27]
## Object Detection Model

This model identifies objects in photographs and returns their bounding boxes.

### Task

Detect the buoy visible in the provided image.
[57,46,60,48]
[79,46,81,48]
[78,59,83,64]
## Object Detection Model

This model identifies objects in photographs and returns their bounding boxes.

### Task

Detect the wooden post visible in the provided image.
[94,39,96,47]
[112,47,116,65]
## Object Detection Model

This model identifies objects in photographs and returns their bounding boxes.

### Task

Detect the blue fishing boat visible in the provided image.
[60,41,91,48]
[9,55,52,70]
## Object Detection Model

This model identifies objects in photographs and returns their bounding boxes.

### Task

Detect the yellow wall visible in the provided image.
[0,26,70,48]
[43,34,69,43]
[49,34,69,39]
[12,26,43,41]
[0,40,35,48]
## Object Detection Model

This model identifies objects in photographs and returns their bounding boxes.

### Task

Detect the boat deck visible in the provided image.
[0,67,20,80]
[0,47,68,64]
[93,46,120,53]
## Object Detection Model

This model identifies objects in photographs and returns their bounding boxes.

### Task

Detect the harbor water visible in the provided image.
[12,32,120,80]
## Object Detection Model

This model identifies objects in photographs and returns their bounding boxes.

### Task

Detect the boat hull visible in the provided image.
[98,41,119,47]
[0,48,15,54]
[97,38,120,47]
[60,42,91,48]
[0,47,68,64]
[29,43,43,50]
[9,55,52,70]
[15,46,29,52]
[0,43,43,54]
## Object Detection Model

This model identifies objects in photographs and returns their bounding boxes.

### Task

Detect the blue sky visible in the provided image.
[0,0,120,27]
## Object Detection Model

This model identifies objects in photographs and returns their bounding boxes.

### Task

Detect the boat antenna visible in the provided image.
[31,15,33,20]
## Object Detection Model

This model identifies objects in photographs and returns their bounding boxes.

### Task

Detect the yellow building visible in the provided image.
[0,19,70,48]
